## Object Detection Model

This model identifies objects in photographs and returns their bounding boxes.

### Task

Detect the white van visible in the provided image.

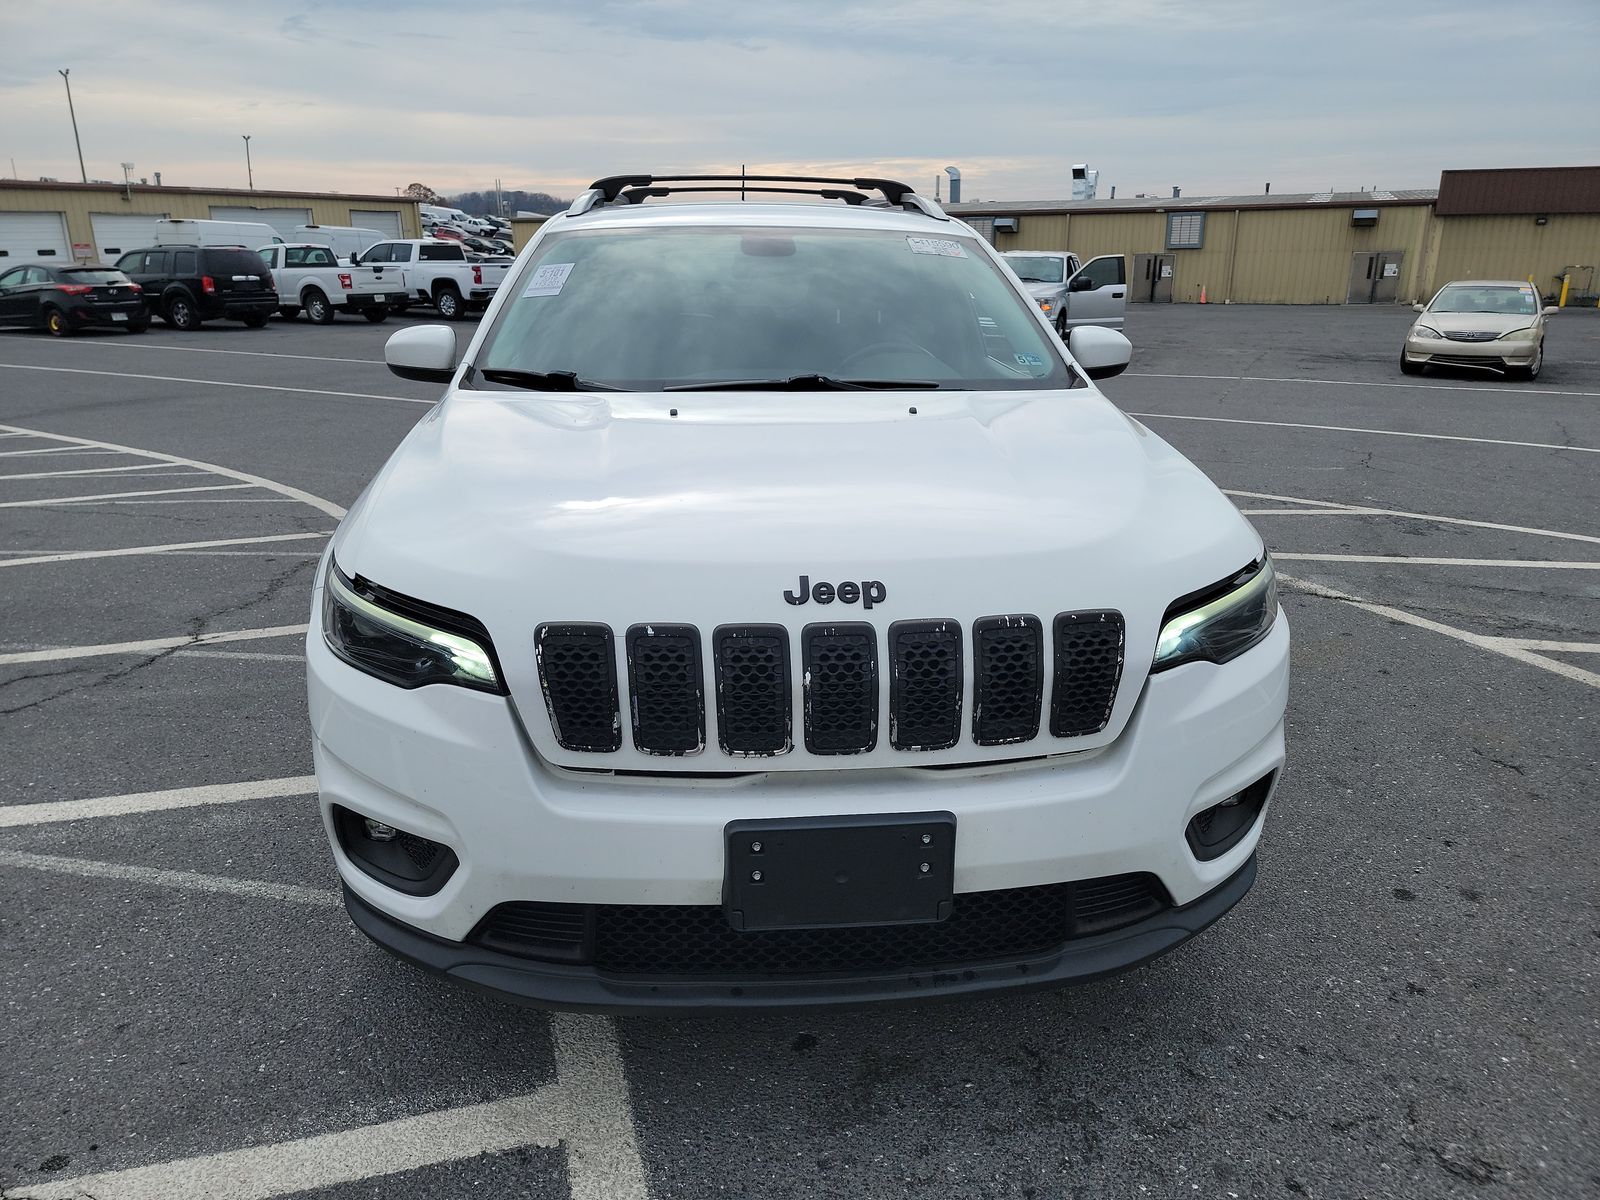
[419,204,466,229]
[295,224,387,261]
[153,218,283,248]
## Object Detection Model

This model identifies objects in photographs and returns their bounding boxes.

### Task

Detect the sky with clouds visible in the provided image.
[2,0,1595,203]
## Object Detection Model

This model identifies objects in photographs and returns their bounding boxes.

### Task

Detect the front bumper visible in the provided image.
[1404,336,1537,370]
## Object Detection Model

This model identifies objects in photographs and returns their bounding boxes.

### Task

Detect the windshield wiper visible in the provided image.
[477,368,620,392]
[664,374,940,392]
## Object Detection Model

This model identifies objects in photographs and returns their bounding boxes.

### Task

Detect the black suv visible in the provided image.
[114,245,279,330]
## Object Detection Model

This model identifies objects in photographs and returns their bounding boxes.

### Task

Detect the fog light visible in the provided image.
[332,805,458,896]
[364,818,398,842]
[1185,772,1275,861]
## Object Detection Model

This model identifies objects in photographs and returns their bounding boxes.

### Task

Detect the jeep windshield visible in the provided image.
[472,225,1076,392]
[1005,255,1066,284]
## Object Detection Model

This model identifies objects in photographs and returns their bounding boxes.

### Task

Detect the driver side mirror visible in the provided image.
[346,250,359,264]
[385,325,458,383]
[1542,305,1560,315]
[1069,274,1096,292]
[1412,303,1425,312]
[1067,326,1133,381]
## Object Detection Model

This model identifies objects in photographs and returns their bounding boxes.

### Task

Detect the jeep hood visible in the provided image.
[331,389,1261,770]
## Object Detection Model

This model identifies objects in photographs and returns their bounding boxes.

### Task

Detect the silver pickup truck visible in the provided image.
[347,239,510,320]
[1002,251,1127,333]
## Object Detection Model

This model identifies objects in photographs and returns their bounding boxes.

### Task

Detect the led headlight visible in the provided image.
[1152,558,1279,672]
[323,562,502,692]
[1497,327,1538,342]
[1411,325,1443,340]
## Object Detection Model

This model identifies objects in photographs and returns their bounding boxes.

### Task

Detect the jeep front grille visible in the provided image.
[534,613,1126,759]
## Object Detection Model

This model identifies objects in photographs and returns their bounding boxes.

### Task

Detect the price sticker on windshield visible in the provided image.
[907,237,966,258]
[522,262,575,297]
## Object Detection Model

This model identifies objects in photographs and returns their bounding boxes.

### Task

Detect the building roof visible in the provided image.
[0,179,415,204]
[947,189,1437,217]
[1436,166,1600,216]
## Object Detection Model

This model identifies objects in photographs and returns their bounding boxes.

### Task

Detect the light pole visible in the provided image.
[242,135,253,190]
[58,69,87,183]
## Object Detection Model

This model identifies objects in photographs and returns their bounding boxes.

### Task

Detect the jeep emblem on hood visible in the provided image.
[783,575,886,610]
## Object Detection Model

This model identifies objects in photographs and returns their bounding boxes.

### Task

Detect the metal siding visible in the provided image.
[1430,214,1600,296]
[1436,167,1600,216]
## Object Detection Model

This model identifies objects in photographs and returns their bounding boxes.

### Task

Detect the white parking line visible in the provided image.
[0,423,348,518]
[0,446,124,457]
[0,530,331,569]
[1125,371,1600,400]
[1280,573,1600,690]
[1274,553,1600,569]
[0,482,256,508]
[1225,489,1600,547]
[55,340,384,366]
[176,648,307,662]
[0,361,432,405]
[1132,411,1600,454]
[0,774,317,828]
[0,850,341,908]
[0,623,307,666]
[0,461,184,481]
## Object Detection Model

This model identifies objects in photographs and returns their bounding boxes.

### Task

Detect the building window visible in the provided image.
[1166,211,1205,249]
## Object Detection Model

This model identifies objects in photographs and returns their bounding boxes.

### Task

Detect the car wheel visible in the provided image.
[278,306,301,320]
[241,313,270,329]
[166,294,199,331]
[43,307,71,337]
[362,306,389,323]
[1399,354,1423,376]
[434,285,464,320]
[304,290,334,324]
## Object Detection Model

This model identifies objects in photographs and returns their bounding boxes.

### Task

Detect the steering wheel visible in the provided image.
[837,340,946,373]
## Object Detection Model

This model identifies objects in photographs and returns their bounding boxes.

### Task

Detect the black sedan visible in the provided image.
[0,263,148,335]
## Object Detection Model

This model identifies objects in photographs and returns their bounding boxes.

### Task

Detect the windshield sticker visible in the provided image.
[907,237,966,258]
[522,262,575,297]
[1014,352,1045,369]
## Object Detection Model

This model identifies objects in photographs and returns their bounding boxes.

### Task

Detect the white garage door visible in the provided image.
[350,209,403,238]
[209,206,312,238]
[90,213,169,261]
[0,211,72,265]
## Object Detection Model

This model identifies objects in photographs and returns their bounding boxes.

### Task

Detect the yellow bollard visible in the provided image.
[1559,273,1570,307]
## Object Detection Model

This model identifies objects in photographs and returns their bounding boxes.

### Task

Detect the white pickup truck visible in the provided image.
[255,243,400,324]
[347,239,510,320]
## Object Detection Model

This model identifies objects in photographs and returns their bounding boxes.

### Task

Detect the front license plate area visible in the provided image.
[724,812,956,931]
[110,312,128,321]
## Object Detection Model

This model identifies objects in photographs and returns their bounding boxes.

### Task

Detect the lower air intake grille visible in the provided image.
[535,624,621,752]
[626,624,703,755]
[713,625,791,755]
[802,624,879,754]
[1050,612,1125,737]
[972,616,1043,745]
[469,873,1170,977]
[889,620,962,750]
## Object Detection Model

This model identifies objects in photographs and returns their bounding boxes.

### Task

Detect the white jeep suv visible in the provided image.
[306,173,1289,1011]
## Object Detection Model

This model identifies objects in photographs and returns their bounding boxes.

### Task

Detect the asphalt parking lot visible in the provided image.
[2,302,1596,1200]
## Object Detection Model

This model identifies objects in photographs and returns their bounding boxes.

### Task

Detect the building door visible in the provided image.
[1131,253,1175,303]
[1347,251,1405,304]
[0,212,71,264]
[350,210,403,238]
[209,206,312,239]
[90,213,169,262]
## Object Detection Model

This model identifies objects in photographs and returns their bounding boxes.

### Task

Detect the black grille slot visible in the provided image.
[535,623,621,752]
[972,616,1042,745]
[582,873,1168,977]
[1050,611,1125,737]
[471,901,590,963]
[626,625,704,755]
[397,832,443,872]
[802,624,878,754]
[889,620,962,751]
[713,625,791,756]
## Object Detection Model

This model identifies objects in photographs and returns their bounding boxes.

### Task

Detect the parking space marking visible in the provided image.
[0,424,348,518]
[1275,553,1600,569]
[0,362,432,405]
[1280,573,1600,690]
[0,482,257,508]
[0,774,316,828]
[0,462,185,481]
[0,850,341,908]
[52,340,384,366]
[0,446,125,458]
[0,530,331,569]
[1225,489,1600,547]
[0,623,306,666]
[177,648,307,662]
[553,1016,651,1200]
[1132,411,1600,454]
[1126,371,1600,400]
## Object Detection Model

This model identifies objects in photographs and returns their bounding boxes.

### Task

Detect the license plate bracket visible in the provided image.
[724,812,956,932]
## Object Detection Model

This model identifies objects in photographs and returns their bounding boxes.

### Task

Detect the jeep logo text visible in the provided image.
[783,575,887,610]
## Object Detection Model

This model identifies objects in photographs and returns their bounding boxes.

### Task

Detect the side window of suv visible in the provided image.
[173,250,197,276]
[146,250,172,274]
[115,251,146,274]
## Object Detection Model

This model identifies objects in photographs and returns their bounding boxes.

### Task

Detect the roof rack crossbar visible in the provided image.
[579,173,946,219]
[619,185,871,206]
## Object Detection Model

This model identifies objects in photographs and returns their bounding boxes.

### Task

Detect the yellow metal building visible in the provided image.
[0,180,421,264]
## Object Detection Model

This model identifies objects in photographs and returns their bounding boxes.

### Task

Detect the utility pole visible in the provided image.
[242,134,253,190]
[58,69,87,183]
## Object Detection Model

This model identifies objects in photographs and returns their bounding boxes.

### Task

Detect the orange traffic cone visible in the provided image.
[1199,284,1208,304]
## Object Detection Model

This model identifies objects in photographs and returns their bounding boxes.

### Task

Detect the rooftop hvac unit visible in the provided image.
[1071,164,1098,201]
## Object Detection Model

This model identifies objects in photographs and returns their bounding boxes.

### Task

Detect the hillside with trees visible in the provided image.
[447,189,572,216]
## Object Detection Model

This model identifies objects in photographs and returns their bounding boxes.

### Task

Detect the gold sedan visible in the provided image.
[1402,280,1558,380]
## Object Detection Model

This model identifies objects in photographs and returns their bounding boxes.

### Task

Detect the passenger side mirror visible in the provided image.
[1069,274,1095,292]
[1067,326,1133,381]
[346,250,360,264]
[1542,305,1560,315]
[385,325,458,383]
[1412,303,1425,312]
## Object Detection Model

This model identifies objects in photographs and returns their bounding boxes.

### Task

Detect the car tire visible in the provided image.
[304,290,334,325]
[434,285,464,321]
[43,307,72,337]
[278,306,301,320]
[1507,341,1542,381]
[166,294,199,331]
[362,306,389,323]
[1399,354,1423,376]
[241,313,270,329]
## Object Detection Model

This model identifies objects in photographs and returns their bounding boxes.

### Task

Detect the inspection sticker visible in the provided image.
[522,262,575,297]
[1014,352,1045,369]
[907,237,966,258]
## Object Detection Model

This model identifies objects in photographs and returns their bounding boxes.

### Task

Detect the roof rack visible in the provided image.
[567,174,948,220]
